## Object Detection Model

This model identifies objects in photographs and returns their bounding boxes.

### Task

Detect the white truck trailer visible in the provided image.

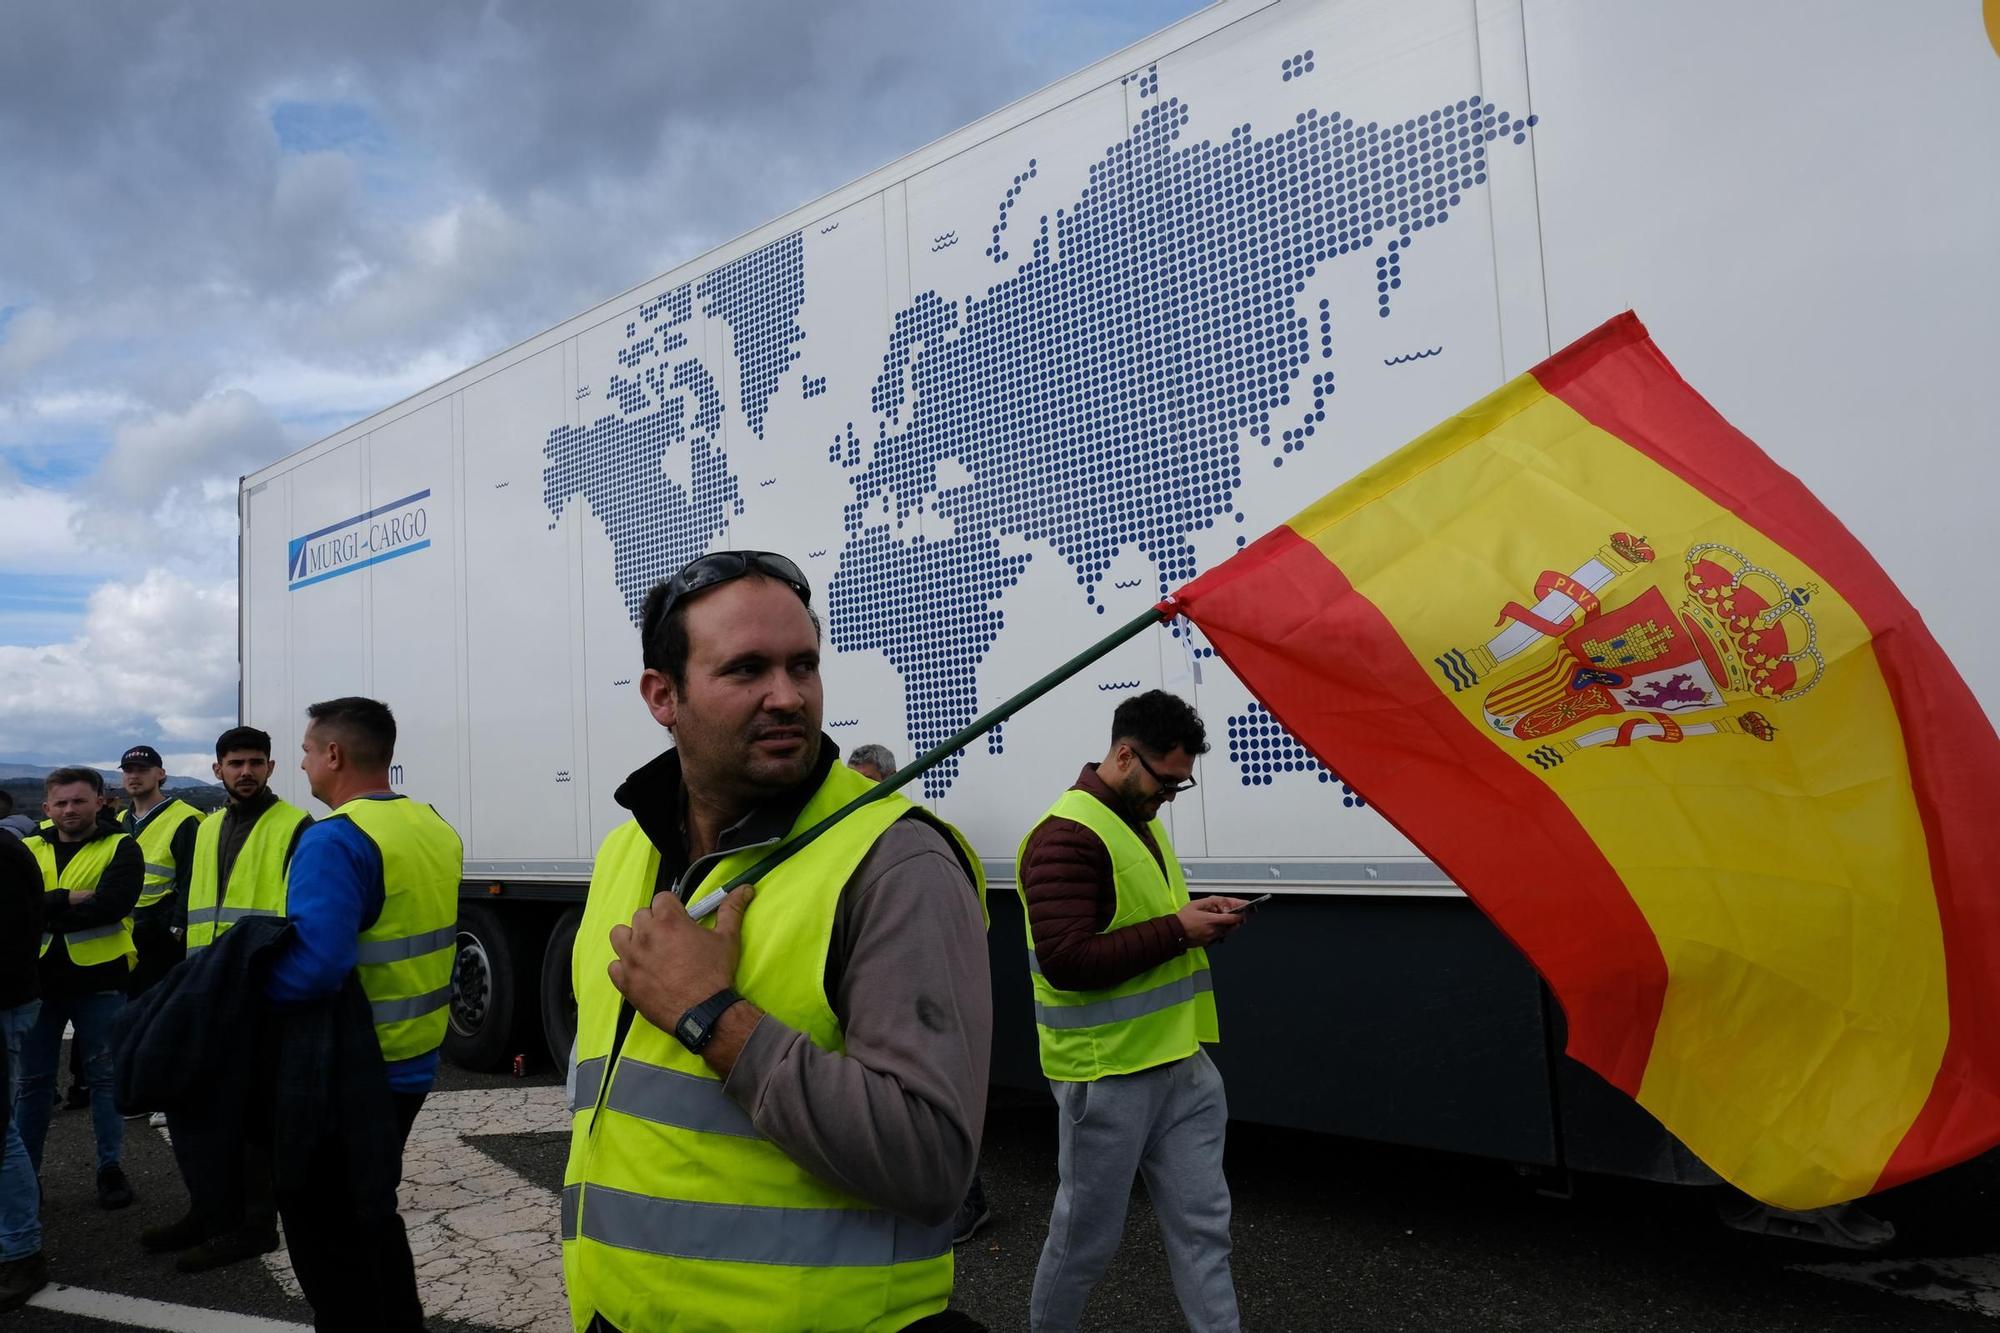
[238,0,1998,1181]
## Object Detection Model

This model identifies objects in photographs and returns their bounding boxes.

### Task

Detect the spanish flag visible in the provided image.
[1171,312,2000,1208]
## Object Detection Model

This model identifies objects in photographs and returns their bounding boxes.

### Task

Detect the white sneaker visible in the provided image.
[148,1112,168,1129]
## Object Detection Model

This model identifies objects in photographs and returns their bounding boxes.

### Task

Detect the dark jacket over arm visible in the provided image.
[0,834,41,1011]
[114,917,403,1229]
[1022,764,1187,992]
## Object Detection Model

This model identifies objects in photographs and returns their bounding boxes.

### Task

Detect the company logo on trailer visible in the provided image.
[287,489,432,591]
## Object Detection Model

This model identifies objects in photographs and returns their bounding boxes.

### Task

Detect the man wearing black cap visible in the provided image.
[119,746,202,1003]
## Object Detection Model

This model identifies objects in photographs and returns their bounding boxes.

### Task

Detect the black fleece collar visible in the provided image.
[614,735,840,894]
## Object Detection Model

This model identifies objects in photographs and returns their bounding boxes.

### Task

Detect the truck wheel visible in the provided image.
[446,903,521,1070]
[541,908,582,1071]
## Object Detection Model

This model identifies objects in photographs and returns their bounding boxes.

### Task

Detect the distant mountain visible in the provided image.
[0,761,216,789]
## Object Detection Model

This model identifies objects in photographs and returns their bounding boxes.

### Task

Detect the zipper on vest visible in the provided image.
[671,834,780,904]
[588,832,783,1134]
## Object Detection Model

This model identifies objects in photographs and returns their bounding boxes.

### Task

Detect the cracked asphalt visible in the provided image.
[15,1055,2000,1330]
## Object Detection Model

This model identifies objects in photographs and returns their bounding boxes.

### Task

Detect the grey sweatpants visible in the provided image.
[1030,1048,1239,1332]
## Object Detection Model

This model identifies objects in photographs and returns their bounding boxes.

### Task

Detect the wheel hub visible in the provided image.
[450,932,492,1037]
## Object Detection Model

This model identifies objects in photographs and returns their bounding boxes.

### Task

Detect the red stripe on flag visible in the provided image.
[1174,525,1668,1093]
[1537,313,2000,1189]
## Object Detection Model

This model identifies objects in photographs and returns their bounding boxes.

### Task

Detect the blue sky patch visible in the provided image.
[270,99,387,155]
[6,444,106,489]
[0,575,103,647]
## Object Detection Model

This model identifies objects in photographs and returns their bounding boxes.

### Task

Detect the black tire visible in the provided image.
[541,908,582,1071]
[446,902,528,1071]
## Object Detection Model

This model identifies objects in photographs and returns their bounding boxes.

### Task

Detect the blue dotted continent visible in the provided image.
[698,233,806,439]
[543,233,807,620]
[1227,702,1364,804]
[834,89,1534,795]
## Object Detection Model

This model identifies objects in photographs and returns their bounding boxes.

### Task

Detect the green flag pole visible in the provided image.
[686,600,1175,917]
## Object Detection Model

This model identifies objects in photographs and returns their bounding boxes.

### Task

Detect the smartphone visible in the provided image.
[1235,893,1274,912]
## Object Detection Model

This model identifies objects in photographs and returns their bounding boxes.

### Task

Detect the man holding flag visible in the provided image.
[562,550,993,1332]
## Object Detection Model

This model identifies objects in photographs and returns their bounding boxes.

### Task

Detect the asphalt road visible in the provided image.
[15,1051,2000,1330]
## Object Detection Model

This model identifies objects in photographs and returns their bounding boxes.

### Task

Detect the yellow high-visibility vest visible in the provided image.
[30,833,138,971]
[186,800,310,950]
[330,796,462,1063]
[124,798,202,911]
[1017,789,1217,1082]
[562,761,986,1333]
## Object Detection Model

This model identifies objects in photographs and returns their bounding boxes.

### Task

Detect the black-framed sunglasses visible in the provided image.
[1131,748,1197,797]
[645,550,812,642]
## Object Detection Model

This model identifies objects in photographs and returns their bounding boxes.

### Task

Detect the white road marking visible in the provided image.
[259,1084,572,1331]
[1798,1255,2000,1319]
[28,1282,312,1331]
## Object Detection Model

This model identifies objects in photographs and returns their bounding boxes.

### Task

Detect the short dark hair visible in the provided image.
[0,790,14,815]
[306,696,397,768]
[640,570,821,687]
[215,726,272,760]
[44,766,104,795]
[1111,690,1209,758]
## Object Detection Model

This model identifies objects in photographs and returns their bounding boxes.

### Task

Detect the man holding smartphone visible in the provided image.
[1018,689,1248,1332]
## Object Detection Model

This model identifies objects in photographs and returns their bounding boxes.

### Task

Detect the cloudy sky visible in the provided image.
[0,0,1205,779]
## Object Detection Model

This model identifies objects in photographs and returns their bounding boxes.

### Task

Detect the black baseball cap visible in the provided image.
[119,745,164,770]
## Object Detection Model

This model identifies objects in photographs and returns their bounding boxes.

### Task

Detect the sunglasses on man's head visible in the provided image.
[644,550,812,644]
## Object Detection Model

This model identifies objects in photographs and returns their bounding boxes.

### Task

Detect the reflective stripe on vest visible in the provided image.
[354,922,456,964]
[129,799,201,911]
[576,1184,951,1268]
[570,1057,608,1112]
[563,760,987,1333]
[1017,790,1218,1082]
[1034,967,1215,1030]
[371,984,452,1026]
[578,1057,761,1139]
[337,796,462,1064]
[186,801,310,951]
[29,834,138,971]
[207,905,284,927]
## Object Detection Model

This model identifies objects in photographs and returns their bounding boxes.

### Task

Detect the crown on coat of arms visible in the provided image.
[1734,710,1778,742]
[1678,542,1824,702]
[1608,531,1655,567]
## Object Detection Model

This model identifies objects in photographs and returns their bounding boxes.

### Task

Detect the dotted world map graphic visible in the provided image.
[545,70,1536,796]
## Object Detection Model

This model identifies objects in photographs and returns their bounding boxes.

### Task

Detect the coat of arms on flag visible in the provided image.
[1434,536,1815,769]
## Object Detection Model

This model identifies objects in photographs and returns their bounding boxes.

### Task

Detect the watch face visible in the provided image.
[678,1016,701,1043]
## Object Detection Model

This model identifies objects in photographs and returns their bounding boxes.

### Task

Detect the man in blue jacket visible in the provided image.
[269,696,461,1331]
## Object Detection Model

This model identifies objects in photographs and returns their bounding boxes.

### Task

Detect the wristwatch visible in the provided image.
[673,987,745,1054]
